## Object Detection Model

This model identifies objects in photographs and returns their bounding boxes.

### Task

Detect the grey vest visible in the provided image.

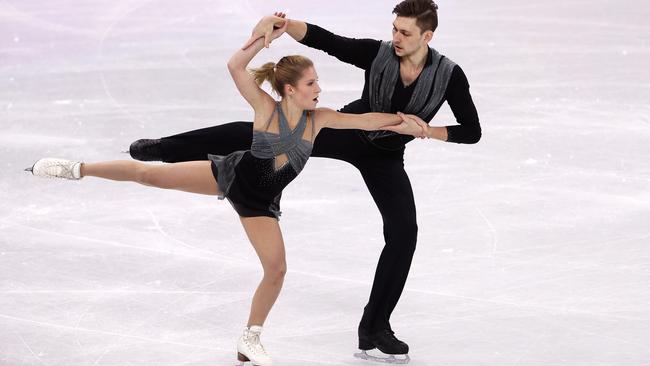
[366,41,456,140]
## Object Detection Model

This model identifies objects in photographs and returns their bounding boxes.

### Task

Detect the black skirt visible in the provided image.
[209,151,298,219]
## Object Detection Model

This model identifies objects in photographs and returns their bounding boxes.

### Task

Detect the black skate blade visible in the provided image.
[354,350,410,364]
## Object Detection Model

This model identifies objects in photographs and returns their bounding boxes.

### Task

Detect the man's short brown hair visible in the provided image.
[393,0,439,33]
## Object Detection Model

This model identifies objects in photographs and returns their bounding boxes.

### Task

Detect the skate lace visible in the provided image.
[45,161,75,178]
[244,331,268,356]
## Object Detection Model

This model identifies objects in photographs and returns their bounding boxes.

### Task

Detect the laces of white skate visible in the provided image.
[46,161,73,177]
[245,332,268,356]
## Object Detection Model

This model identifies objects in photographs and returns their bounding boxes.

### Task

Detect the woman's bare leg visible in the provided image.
[81,161,284,323]
[239,216,287,326]
[81,160,220,195]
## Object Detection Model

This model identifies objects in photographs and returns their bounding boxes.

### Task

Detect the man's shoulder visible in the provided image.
[431,50,466,81]
[430,48,459,67]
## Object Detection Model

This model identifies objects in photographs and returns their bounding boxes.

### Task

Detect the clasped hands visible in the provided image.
[243,13,289,49]
[382,112,429,138]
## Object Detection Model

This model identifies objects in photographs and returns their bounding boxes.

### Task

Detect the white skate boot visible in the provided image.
[26,158,82,180]
[236,325,272,366]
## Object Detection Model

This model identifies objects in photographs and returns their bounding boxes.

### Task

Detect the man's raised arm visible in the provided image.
[244,14,380,70]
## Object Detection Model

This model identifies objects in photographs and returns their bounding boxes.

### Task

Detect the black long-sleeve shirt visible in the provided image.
[300,24,481,145]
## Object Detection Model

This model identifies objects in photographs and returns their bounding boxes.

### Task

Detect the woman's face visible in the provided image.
[287,66,321,110]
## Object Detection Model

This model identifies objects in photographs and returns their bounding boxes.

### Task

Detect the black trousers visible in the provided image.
[160,121,418,334]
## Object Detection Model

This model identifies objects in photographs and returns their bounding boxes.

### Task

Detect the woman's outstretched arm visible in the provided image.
[227,20,288,111]
[314,108,404,132]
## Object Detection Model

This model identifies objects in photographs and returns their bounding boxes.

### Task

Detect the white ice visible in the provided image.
[1,0,649,365]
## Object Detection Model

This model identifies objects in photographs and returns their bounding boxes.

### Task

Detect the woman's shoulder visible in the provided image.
[313,107,336,116]
[253,99,280,128]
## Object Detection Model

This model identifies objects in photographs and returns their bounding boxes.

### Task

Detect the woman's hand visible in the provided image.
[268,15,289,44]
[380,112,429,138]
[243,13,288,50]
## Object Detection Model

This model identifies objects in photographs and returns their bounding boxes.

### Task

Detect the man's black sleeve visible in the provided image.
[338,98,371,114]
[300,23,381,70]
[444,66,482,144]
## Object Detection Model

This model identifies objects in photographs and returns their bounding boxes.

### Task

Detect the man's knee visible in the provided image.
[385,217,418,251]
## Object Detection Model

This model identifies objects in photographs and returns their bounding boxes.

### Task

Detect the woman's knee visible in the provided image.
[137,165,171,188]
[263,261,287,285]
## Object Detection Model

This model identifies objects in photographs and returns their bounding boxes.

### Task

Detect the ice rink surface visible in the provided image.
[1,0,649,365]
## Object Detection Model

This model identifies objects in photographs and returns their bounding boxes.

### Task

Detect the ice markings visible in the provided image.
[476,207,498,256]
[18,335,47,366]
[0,133,86,148]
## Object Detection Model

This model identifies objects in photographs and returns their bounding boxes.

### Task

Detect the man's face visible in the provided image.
[391,16,432,58]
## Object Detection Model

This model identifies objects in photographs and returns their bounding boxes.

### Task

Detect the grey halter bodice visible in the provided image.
[208,102,315,212]
[251,102,314,175]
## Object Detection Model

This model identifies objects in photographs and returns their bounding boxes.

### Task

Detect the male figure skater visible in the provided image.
[130,1,481,362]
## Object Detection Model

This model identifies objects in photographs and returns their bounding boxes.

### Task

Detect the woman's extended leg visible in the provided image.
[239,216,287,327]
[81,160,220,196]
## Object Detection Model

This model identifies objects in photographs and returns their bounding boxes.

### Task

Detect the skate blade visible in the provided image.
[235,360,261,366]
[235,352,255,366]
[354,350,410,364]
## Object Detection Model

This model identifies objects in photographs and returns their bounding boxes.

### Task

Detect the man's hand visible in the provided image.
[243,13,287,50]
[380,112,429,138]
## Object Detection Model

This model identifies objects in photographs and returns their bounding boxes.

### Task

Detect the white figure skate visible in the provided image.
[235,326,272,366]
[26,158,82,180]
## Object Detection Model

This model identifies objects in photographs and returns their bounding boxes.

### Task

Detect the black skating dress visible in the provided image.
[209,102,314,219]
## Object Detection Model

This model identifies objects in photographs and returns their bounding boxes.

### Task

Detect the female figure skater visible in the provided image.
[26,21,410,366]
